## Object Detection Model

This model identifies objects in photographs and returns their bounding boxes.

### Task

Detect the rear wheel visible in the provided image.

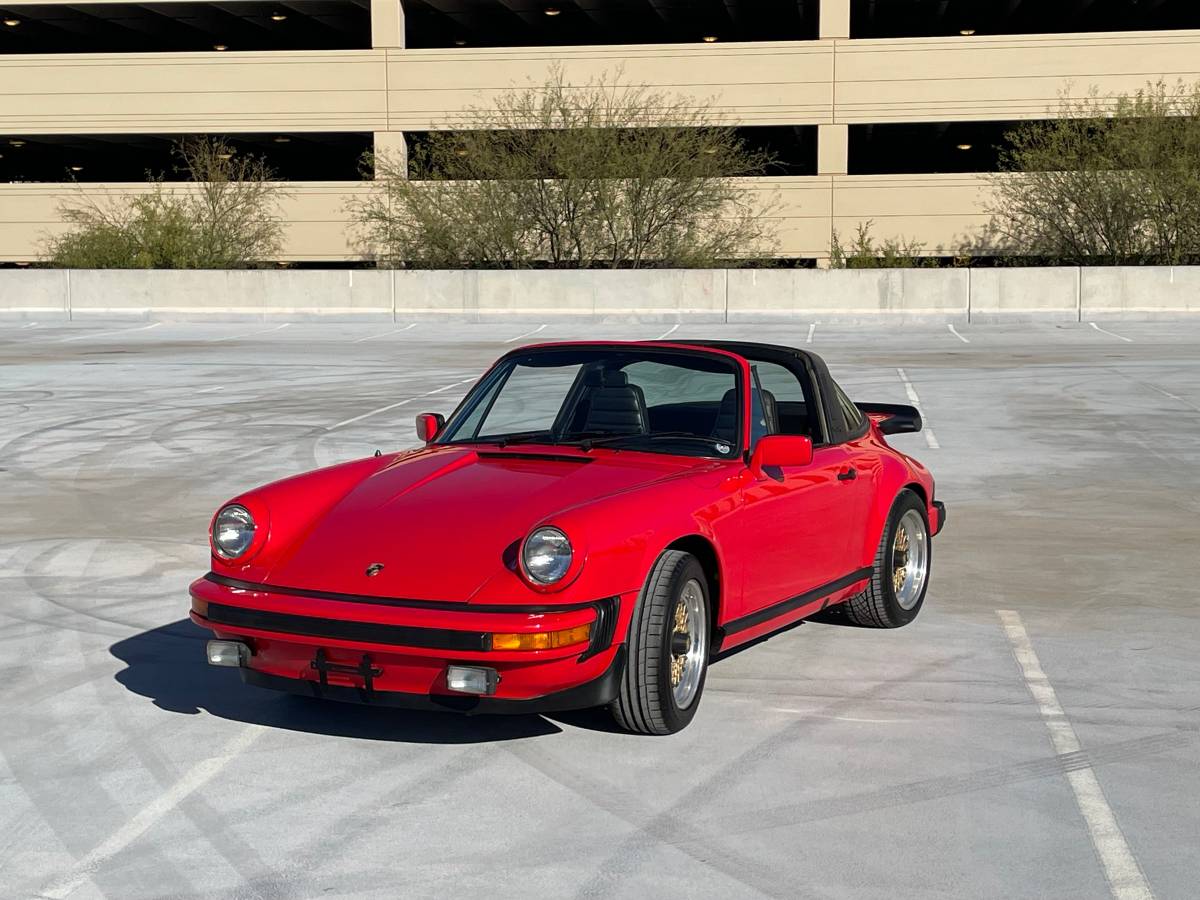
[843,489,931,628]
[610,550,710,735]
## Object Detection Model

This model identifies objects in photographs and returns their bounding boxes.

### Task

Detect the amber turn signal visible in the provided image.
[491,623,591,651]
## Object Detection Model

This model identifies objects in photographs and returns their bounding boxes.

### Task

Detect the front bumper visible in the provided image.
[190,575,631,711]
[239,645,626,714]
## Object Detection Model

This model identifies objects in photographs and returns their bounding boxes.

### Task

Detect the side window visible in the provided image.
[752,361,805,402]
[835,384,866,436]
[749,367,771,446]
[752,360,818,439]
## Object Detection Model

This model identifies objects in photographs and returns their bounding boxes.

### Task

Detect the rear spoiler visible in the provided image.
[856,402,922,435]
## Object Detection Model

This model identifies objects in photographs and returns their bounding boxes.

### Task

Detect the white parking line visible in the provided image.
[38,726,264,900]
[352,323,417,343]
[652,321,681,340]
[326,377,476,431]
[59,322,161,343]
[1144,382,1199,412]
[997,610,1153,900]
[806,323,816,344]
[208,323,290,343]
[1090,322,1133,343]
[21,321,39,329]
[947,324,970,344]
[895,367,939,449]
[505,324,546,344]
[196,385,224,394]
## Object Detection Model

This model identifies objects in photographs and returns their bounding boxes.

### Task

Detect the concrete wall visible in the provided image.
[3,32,1197,133]
[1,266,1196,322]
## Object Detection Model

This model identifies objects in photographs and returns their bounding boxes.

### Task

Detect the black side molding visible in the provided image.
[932,500,946,536]
[855,402,922,435]
[717,567,873,643]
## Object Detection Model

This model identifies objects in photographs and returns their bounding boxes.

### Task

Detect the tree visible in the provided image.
[352,67,779,268]
[43,137,286,268]
[987,80,1200,265]
[829,221,934,268]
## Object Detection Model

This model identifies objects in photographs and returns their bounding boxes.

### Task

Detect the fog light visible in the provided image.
[491,623,591,651]
[446,665,499,695]
[207,640,250,667]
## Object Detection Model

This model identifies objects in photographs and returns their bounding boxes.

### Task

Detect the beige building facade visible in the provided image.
[0,0,1197,263]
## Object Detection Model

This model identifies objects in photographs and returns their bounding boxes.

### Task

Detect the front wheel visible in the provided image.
[610,550,710,735]
[843,489,931,628]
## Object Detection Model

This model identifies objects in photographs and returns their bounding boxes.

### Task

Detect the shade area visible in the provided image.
[403,0,817,48]
[0,133,373,182]
[0,2,370,54]
[850,121,1018,174]
[851,0,1200,39]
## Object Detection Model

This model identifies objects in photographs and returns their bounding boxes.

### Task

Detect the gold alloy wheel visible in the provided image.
[671,599,689,686]
[669,578,708,709]
[891,509,930,610]
[892,525,910,593]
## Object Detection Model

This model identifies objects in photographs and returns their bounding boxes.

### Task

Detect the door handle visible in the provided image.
[837,467,857,481]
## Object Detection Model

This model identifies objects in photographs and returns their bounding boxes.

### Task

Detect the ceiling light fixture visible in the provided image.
[543,6,560,15]
[3,18,19,27]
[959,28,976,35]
[273,135,291,143]
[216,151,234,160]
[9,139,25,148]
[454,38,467,46]
[70,165,83,172]
[702,35,718,42]
[271,12,287,21]
[956,143,973,150]
[212,43,228,51]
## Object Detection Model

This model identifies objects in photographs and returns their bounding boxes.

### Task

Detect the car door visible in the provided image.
[735,367,873,617]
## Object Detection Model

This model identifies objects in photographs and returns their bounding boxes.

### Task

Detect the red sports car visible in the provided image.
[192,341,944,734]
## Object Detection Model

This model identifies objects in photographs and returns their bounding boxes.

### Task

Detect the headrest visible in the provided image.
[583,368,629,387]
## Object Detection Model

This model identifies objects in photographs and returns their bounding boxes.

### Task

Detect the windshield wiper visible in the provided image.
[449,431,561,448]
[563,432,733,453]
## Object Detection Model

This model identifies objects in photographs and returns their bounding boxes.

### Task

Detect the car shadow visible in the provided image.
[110,619,573,744]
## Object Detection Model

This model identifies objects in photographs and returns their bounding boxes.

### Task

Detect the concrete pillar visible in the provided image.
[817,123,848,176]
[373,131,407,178]
[371,0,404,48]
[819,0,850,39]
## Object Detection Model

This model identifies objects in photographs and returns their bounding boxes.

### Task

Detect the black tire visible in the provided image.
[610,550,710,735]
[843,489,931,628]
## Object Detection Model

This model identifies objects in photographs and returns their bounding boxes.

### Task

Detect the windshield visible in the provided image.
[439,347,743,458]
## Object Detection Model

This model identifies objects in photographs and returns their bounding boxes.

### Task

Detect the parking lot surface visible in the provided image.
[1,318,1198,899]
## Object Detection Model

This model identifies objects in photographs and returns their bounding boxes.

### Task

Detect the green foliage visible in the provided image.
[989,79,1200,264]
[352,66,779,268]
[43,138,286,269]
[829,221,934,268]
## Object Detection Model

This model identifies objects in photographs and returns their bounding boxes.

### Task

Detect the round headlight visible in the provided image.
[522,527,572,585]
[213,504,256,559]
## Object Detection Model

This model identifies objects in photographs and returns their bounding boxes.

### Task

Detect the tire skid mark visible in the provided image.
[506,742,799,900]
[86,668,281,900]
[573,652,974,899]
[694,730,1192,839]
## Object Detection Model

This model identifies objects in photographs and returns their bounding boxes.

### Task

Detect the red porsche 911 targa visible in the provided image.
[191,341,945,734]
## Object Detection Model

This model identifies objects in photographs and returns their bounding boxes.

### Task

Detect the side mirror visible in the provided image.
[415,412,444,444]
[750,434,813,479]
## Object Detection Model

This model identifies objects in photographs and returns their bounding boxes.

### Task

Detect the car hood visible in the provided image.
[263,446,701,602]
